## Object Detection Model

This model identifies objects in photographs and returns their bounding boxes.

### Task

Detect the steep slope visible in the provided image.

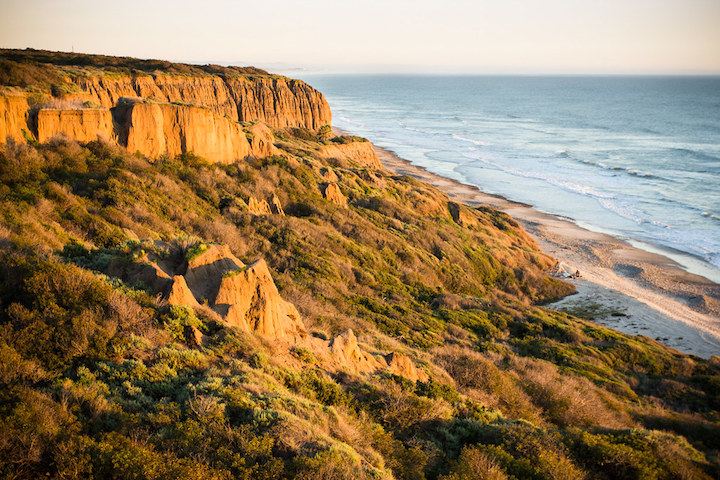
[0,48,332,160]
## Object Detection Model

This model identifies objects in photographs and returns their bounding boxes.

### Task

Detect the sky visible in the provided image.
[1,0,719,74]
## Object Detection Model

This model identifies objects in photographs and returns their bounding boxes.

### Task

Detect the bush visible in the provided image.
[439,446,508,480]
[0,250,151,370]
[158,306,203,343]
[294,448,368,480]
[284,369,351,407]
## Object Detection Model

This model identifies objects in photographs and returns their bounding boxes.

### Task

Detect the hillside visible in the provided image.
[1,50,719,480]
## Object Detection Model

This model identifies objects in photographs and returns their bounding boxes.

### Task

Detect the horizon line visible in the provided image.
[3,46,720,77]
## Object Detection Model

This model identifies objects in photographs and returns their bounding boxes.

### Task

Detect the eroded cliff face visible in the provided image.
[316,141,381,169]
[225,76,331,130]
[36,108,114,143]
[70,73,330,129]
[118,101,252,163]
[121,241,427,380]
[0,89,29,142]
[0,53,332,163]
[216,259,307,339]
[0,94,283,162]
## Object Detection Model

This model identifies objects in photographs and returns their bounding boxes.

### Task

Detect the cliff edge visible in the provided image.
[0,48,331,161]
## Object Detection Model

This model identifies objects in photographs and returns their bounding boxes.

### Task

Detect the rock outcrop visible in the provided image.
[176,244,306,339]
[385,352,429,382]
[225,76,331,130]
[117,101,251,163]
[329,329,383,375]
[64,72,331,130]
[36,107,114,143]
[448,202,479,228]
[185,325,204,348]
[247,196,272,215]
[184,244,245,303]
[270,194,285,215]
[165,275,201,309]
[321,329,427,381]
[0,89,30,142]
[215,259,306,339]
[323,183,347,206]
[247,122,278,158]
[317,141,380,169]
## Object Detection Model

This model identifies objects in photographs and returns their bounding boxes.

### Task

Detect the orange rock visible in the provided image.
[36,108,114,143]
[73,73,331,130]
[120,101,251,163]
[1,71,332,158]
[213,259,306,339]
[270,194,285,216]
[323,183,347,206]
[317,141,380,169]
[385,352,428,382]
[185,325,203,348]
[0,90,29,142]
[184,244,245,303]
[165,275,201,308]
[318,166,339,182]
[329,329,382,374]
[141,73,238,121]
[448,202,479,228]
[73,75,139,108]
[247,122,277,158]
[247,196,272,215]
[225,76,331,130]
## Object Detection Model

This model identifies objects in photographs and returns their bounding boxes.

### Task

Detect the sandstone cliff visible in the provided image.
[328,329,383,375]
[270,194,285,215]
[385,352,429,382]
[323,183,347,206]
[317,140,380,169]
[165,275,201,309]
[117,101,252,163]
[71,73,331,130]
[224,76,330,130]
[36,108,115,143]
[0,49,332,163]
[184,244,245,303]
[247,196,273,215]
[321,329,427,381]
[247,122,278,158]
[0,89,29,142]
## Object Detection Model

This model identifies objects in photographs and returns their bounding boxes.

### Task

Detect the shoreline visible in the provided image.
[371,143,720,358]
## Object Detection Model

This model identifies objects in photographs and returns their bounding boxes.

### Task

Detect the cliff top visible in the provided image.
[0,48,273,90]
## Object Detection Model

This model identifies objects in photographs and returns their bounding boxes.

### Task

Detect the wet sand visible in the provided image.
[374,144,720,358]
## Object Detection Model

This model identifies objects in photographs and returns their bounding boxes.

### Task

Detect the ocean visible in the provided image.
[301,75,720,283]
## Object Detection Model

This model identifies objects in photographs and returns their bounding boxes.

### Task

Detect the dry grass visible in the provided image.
[510,356,633,429]
[435,346,543,424]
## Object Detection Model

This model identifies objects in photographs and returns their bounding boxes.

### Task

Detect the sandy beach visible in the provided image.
[373,145,720,358]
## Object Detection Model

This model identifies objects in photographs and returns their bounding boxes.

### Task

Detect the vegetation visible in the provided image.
[0,123,719,478]
[0,48,269,90]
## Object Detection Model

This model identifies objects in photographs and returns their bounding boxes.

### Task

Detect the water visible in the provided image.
[301,75,720,282]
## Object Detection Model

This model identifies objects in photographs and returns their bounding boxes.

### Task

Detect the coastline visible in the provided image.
[371,144,720,358]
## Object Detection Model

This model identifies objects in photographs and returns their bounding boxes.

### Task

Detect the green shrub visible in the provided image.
[158,306,203,342]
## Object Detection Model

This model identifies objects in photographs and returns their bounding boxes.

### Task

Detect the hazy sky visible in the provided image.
[1,0,719,74]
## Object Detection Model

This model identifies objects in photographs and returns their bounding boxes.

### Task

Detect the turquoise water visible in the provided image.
[302,75,720,282]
